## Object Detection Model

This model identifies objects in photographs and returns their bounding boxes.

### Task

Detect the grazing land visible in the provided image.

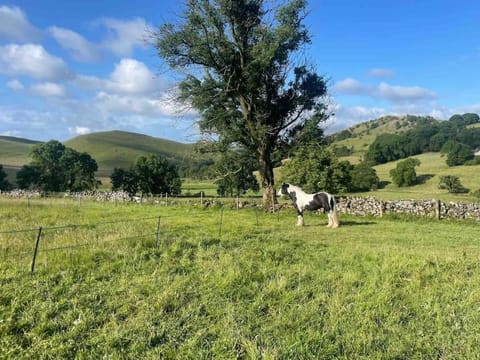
[1,198,480,358]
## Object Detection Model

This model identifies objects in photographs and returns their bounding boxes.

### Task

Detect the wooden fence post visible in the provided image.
[218,207,224,237]
[436,199,442,220]
[31,226,43,275]
[155,216,161,248]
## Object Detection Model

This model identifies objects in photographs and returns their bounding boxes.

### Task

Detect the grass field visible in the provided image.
[1,198,480,358]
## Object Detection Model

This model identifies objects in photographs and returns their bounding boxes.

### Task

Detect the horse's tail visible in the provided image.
[330,195,340,228]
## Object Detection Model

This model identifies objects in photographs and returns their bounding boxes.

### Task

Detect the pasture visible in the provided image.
[1,197,480,358]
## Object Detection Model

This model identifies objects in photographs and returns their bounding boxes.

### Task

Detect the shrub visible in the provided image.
[438,175,469,194]
[389,158,420,187]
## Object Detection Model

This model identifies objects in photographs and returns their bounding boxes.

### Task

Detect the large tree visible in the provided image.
[17,140,99,192]
[155,0,328,209]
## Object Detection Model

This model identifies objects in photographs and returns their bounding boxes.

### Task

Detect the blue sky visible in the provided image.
[0,0,479,142]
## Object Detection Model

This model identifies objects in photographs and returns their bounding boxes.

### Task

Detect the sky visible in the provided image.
[0,0,479,143]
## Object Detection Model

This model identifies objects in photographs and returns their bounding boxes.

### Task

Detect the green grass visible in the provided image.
[366,152,480,202]
[2,198,480,358]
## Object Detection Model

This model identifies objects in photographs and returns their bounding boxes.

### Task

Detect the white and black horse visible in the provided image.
[278,183,340,227]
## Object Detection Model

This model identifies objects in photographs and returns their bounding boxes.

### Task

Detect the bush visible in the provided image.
[446,143,474,166]
[389,158,420,187]
[350,162,379,192]
[438,175,469,194]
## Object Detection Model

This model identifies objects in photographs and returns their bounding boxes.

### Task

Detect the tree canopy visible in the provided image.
[111,154,182,195]
[155,0,329,209]
[16,140,99,192]
[0,164,12,191]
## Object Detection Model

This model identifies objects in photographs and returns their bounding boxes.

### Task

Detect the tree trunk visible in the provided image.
[258,144,276,211]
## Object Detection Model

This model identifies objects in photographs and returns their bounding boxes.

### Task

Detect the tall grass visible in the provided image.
[1,199,480,358]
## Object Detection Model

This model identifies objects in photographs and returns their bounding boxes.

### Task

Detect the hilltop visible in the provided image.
[327,115,439,163]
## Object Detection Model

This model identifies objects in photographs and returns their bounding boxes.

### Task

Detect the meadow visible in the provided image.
[1,197,480,358]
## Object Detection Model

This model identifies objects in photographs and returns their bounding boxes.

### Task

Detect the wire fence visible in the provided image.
[0,207,282,276]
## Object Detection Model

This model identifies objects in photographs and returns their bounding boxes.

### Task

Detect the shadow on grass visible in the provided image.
[417,174,435,184]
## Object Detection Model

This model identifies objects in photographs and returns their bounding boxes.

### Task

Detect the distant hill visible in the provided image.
[0,131,215,182]
[65,130,202,177]
[328,115,439,163]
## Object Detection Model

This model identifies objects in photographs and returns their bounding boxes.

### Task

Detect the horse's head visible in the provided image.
[277,183,291,196]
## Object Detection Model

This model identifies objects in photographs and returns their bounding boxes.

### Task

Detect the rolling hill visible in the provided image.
[64,130,201,177]
[0,131,214,183]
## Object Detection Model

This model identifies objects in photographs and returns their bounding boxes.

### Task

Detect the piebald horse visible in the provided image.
[278,183,340,227]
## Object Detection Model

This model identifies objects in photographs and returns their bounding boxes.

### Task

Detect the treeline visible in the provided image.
[365,113,480,165]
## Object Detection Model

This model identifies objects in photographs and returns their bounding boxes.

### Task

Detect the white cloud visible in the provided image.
[99,17,151,56]
[334,78,437,103]
[0,5,41,42]
[333,78,369,95]
[69,126,91,136]
[48,26,101,62]
[30,82,66,97]
[6,79,24,91]
[367,68,395,78]
[107,58,158,93]
[377,82,436,102]
[0,44,72,81]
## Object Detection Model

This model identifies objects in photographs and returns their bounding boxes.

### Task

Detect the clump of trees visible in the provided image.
[365,113,480,166]
[389,158,420,187]
[111,154,181,196]
[16,140,99,192]
[214,149,259,197]
[0,164,12,191]
[439,175,469,194]
[281,143,378,194]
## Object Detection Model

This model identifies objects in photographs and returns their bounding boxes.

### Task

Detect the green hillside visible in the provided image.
[330,115,438,163]
[65,130,198,177]
[0,135,41,166]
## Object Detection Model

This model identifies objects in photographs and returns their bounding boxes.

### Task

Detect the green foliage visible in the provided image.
[350,162,379,191]
[438,175,469,194]
[16,140,98,192]
[390,158,421,187]
[0,164,12,190]
[281,144,352,193]
[215,150,259,197]
[155,0,328,207]
[446,142,474,167]
[111,154,182,195]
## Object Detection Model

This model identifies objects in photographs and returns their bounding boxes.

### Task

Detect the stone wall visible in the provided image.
[1,190,480,221]
[336,196,480,221]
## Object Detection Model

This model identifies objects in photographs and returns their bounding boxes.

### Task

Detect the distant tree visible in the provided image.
[132,154,182,195]
[16,165,42,190]
[0,164,12,191]
[110,168,138,194]
[462,113,480,125]
[215,150,259,197]
[390,158,421,187]
[446,143,473,166]
[350,162,379,191]
[281,144,352,194]
[439,175,469,193]
[17,140,98,192]
[365,133,411,164]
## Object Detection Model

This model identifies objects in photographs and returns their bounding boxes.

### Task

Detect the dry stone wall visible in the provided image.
[336,196,480,221]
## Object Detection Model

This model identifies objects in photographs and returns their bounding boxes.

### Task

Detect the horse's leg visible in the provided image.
[331,209,340,228]
[296,211,305,226]
[326,212,333,227]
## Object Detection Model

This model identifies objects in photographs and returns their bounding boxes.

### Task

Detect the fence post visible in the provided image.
[31,226,43,275]
[218,207,224,237]
[200,191,203,208]
[436,199,442,220]
[255,207,259,226]
[155,216,161,248]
